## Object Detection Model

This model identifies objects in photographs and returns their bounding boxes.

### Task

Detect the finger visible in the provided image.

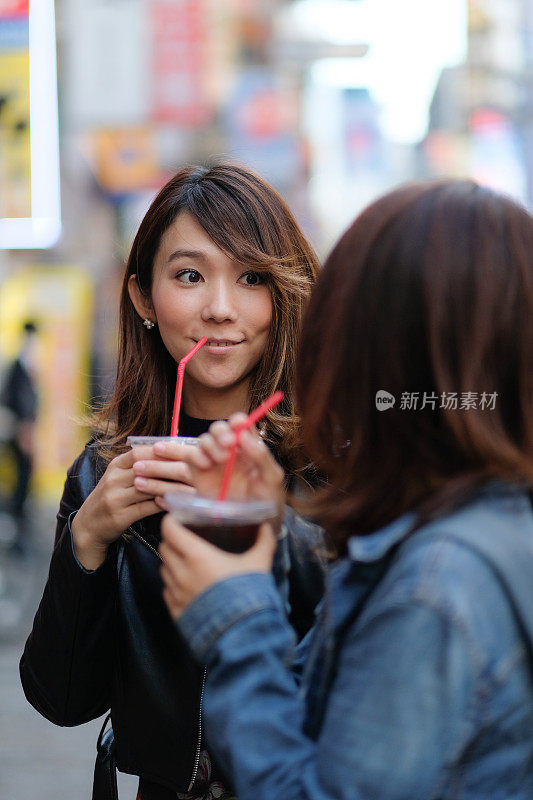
[160,562,181,590]
[255,521,278,556]
[160,514,191,552]
[239,430,284,481]
[152,441,198,460]
[227,412,248,430]
[111,449,136,469]
[161,514,218,556]
[207,420,236,450]
[239,428,271,459]
[161,567,187,618]
[186,441,213,470]
[134,476,197,497]
[129,445,156,463]
[155,487,195,512]
[162,586,181,619]
[159,528,196,565]
[197,432,232,464]
[121,484,157,504]
[133,459,193,483]
[240,522,277,568]
[123,499,161,526]
[159,541,173,564]
[103,463,145,491]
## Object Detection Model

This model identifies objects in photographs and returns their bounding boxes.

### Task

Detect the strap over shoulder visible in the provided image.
[92,713,118,800]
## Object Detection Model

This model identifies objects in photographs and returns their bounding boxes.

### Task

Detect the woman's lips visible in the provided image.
[197,338,244,352]
[206,339,242,346]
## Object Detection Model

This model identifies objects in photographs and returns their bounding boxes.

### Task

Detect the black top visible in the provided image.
[178,411,215,438]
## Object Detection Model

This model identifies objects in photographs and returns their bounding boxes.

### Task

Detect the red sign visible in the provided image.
[0,0,28,18]
[150,0,210,126]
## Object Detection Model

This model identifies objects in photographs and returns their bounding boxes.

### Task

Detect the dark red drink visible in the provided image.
[187,521,259,554]
[165,495,278,554]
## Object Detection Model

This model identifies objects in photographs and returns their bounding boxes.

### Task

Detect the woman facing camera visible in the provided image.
[161,180,533,799]
[20,163,325,800]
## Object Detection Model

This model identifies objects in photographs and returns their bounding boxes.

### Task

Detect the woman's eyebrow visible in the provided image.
[167,249,208,263]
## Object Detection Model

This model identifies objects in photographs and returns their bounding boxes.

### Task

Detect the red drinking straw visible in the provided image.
[217,390,284,501]
[170,337,208,436]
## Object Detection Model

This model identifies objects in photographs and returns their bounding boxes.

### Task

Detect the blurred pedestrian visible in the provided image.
[20,163,325,800]
[161,180,533,799]
[0,320,39,554]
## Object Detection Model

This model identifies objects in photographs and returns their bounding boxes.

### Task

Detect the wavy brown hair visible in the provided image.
[297,180,533,554]
[92,162,320,477]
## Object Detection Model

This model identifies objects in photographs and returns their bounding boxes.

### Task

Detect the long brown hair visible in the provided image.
[297,180,533,553]
[92,162,320,476]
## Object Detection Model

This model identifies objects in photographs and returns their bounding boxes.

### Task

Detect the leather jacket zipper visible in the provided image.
[125,526,162,562]
[125,526,207,793]
[188,667,207,792]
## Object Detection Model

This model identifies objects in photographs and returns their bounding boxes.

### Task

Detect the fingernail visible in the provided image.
[134,461,146,472]
[154,442,167,453]
[135,476,148,487]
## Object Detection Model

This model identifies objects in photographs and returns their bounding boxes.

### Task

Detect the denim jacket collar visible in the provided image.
[328,481,530,636]
[346,480,529,566]
[325,522,410,637]
[347,512,416,564]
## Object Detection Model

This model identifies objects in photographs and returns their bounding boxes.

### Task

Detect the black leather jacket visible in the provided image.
[20,445,325,795]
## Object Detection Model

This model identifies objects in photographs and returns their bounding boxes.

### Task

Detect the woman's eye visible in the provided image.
[239,271,265,286]
[176,270,202,284]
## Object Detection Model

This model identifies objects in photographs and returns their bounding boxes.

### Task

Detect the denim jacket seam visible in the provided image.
[360,583,488,683]
[178,575,280,658]
[378,535,508,680]
[488,640,529,691]
[345,592,485,797]
[431,654,526,800]
[390,534,464,602]
[357,590,487,736]
[199,606,282,664]
[392,539,530,699]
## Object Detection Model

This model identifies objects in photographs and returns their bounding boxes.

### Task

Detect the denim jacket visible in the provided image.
[178,483,533,799]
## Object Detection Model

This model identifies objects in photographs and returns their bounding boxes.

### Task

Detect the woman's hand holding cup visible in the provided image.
[131,439,198,501]
[159,415,286,618]
[71,446,161,570]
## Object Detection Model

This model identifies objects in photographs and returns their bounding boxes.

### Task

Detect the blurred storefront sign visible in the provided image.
[90,126,160,196]
[223,68,301,188]
[65,0,149,126]
[273,40,368,65]
[469,107,526,200]
[0,0,27,14]
[0,266,93,501]
[0,0,60,249]
[0,0,30,220]
[342,87,383,174]
[150,0,211,126]
[423,129,468,176]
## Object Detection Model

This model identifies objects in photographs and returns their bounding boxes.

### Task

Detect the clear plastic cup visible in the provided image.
[164,493,278,554]
[127,435,199,448]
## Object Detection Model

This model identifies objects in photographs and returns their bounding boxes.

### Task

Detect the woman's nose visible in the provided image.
[201,280,237,323]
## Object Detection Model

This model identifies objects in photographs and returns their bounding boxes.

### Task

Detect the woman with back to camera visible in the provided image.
[161,180,533,799]
[20,163,325,800]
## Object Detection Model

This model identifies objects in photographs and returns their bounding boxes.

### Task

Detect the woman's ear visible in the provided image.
[128,274,154,322]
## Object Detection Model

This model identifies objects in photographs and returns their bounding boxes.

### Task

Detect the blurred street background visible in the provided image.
[1,0,533,797]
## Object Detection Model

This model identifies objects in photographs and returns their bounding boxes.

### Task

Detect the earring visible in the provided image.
[143,318,155,330]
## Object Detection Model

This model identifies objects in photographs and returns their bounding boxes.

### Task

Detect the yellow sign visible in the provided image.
[0,266,93,502]
[0,45,31,218]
